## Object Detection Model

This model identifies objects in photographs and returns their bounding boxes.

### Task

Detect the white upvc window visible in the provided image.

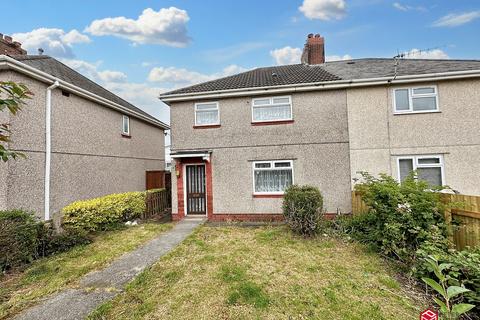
[251,96,293,122]
[397,155,445,186]
[122,115,130,135]
[393,86,439,114]
[252,160,294,194]
[195,102,220,126]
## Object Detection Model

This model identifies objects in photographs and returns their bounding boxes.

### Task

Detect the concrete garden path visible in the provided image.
[16,217,205,320]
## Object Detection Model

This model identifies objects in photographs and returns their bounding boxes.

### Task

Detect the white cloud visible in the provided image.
[299,0,346,20]
[402,48,449,59]
[432,11,480,27]
[326,54,352,61]
[98,70,127,83]
[61,59,127,84]
[85,7,190,47]
[12,28,90,57]
[393,2,427,12]
[148,65,248,85]
[270,46,302,65]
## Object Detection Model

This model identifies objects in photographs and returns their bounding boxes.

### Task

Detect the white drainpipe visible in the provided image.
[45,80,60,220]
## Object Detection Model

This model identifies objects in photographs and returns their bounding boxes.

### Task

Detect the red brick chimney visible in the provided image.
[301,33,325,65]
[0,33,27,55]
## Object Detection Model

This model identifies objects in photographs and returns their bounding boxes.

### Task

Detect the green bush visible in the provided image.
[62,191,146,232]
[341,172,448,263]
[37,222,91,257]
[0,210,92,271]
[282,185,324,237]
[0,210,39,271]
[416,245,480,313]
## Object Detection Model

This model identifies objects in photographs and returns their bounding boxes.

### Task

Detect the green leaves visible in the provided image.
[0,81,32,162]
[447,286,470,299]
[423,277,446,297]
[451,303,475,316]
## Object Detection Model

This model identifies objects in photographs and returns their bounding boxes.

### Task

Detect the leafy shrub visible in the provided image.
[282,185,324,237]
[416,246,480,315]
[341,172,448,263]
[0,210,92,271]
[37,222,91,257]
[0,210,39,271]
[62,191,146,232]
[421,256,475,319]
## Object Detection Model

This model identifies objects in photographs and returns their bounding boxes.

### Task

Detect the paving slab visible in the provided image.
[15,217,205,320]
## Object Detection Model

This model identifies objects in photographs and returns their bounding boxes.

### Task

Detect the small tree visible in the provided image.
[0,81,32,161]
[282,185,324,237]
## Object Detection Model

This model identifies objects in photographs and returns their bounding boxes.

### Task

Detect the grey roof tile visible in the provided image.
[161,58,480,96]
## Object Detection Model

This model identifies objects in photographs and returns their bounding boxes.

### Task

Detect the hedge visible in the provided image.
[0,210,90,271]
[62,191,147,232]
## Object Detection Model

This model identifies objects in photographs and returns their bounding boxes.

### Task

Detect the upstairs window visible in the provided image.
[393,86,438,113]
[252,96,293,122]
[253,160,293,194]
[122,115,130,135]
[195,102,219,126]
[397,155,444,186]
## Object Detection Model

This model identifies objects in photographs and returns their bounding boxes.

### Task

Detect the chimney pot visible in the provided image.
[0,33,27,55]
[301,33,325,65]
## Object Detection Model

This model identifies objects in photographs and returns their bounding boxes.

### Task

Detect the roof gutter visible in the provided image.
[159,69,480,102]
[0,55,169,130]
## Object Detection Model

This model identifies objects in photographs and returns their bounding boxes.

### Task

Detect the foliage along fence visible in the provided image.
[351,191,480,250]
[143,189,171,219]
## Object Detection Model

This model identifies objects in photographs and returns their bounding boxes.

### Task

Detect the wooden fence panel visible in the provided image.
[447,193,480,250]
[352,191,480,250]
[351,191,368,214]
[143,189,171,220]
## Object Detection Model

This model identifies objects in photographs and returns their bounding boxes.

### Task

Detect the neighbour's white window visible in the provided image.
[253,160,293,194]
[393,86,438,113]
[252,96,292,122]
[122,115,130,135]
[195,102,219,126]
[397,155,444,186]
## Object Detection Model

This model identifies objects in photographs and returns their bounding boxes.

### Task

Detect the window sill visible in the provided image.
[393,110,441,115]
[251,120,294,126]
[253,194,284,198]
[121,134,131,139]
[193,124,221,129]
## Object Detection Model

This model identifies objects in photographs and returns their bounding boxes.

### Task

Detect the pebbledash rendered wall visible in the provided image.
[347,78,480,196]
[170,90,352,216]
[0,70,165,219]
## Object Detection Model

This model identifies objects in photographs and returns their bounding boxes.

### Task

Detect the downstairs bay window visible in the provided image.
[253,160,293,195]
[397,155,445,186]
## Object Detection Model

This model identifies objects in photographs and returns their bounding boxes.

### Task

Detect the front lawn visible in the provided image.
[0,222,173,319]
[89,225,427,319]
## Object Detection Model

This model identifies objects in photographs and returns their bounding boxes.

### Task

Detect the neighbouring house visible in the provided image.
[0,34,169,220]
[160,33,480,222]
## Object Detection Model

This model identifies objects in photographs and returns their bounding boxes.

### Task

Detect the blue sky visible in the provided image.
[2,0,480,124]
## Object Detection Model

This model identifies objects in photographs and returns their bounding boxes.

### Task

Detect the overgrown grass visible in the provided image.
[0,222,173,319]
[88,225,427,319]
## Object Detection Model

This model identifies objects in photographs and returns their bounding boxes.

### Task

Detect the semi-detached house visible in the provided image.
[160,34,480,221]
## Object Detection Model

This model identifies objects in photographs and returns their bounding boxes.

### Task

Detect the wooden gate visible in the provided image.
[146,170,169,190]
[186,164,206,215]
